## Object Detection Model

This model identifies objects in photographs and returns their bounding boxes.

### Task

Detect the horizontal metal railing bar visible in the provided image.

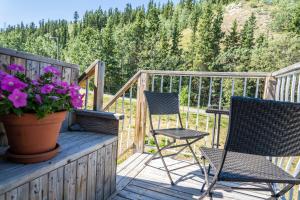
[272,62,300,77]
[141,70,270,78]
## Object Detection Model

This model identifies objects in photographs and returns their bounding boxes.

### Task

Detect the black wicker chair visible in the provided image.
[200,96,300,200]
[144,91,209,185]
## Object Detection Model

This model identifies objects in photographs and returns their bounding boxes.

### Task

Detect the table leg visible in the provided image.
[211,113,216,148]
[216,113,221,148]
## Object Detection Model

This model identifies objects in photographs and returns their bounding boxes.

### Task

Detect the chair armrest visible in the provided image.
[70,110,124,135]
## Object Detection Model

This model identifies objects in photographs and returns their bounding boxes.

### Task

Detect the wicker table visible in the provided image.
[206,106,229,148]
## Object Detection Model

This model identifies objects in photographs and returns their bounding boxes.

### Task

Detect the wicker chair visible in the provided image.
[144,91,209,185]
[200,96,300,200]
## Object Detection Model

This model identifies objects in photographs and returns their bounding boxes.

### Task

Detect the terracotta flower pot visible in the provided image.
[0,111,66,162]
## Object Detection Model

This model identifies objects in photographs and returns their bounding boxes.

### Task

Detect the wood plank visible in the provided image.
[134,72,149,152]
[17,183,29,200]
[0,132,117,194]
[63,161,77,200]
[76,156,88,200]
[26,60,39,79]
[112,195,130,200]
[125,184,182,200]
[140,70,269,78]
[62,67,72,84]
[93,61,105,111]
[111,141,118,194]
[117,153,143,174]
[10,57,26,75]
[0,54,10,72]
[116,154,151,192]
[104,144,112,199]
[39,63,50,75]
[49,167,63,200]
[30,175,48,200]
[0,47,78,70]
[130,180,194,200]
[96,148,105,200]
[87,152,97,200]
[6,188,18,200]
[70,68,79,84]
[117,190,154,200]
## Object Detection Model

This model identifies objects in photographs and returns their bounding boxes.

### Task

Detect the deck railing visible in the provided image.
[79,61,300,199]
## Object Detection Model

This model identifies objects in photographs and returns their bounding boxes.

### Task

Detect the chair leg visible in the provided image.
[153,135,175,185]
[199,157,217,200]
[186,139,204,174]
[266,183,295,200]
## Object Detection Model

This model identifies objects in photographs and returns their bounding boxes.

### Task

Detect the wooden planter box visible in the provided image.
[0,110,122,200]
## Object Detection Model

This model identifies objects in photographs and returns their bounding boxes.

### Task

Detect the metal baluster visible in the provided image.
[231,78,235,96]
[194,77,202,156]
[291,74,296,102]
[151,75,155,91]
[298,75,300,103]
[280,76,286,101]
[115,99,118,113]
[176,76,182,128]
[275,77,281,101]
[85,78,89,110]
[285,75,291,101]
[121,93,125,131]
[255,78,260,98]
[206,77,213,132]
[243,78,247,97]
[127,86,133,149]
[158,75,164,129]
[186,76,192,129]
[167,76,173,129]
[219,78,223,109]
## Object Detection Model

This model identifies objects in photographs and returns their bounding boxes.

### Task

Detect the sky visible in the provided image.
[0,0,180,28]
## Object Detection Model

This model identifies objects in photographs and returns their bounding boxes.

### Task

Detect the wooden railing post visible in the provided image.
[263,75,277,100]
[93,61,105,111]
[134,72,149,153]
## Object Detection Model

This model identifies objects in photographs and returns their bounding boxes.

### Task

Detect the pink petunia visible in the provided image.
[0,70,8,80]
[71,93,84,109]
[43,66,61,76]
[1,75,28,92]
[35,94,42,104]
[41,84,54,94]
[7,64,25,72]
[8,89,27,108]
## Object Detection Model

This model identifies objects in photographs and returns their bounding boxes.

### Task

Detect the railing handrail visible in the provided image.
[140,70,270,78]
[271,62,300,77]
[78,59,100,85]
[103,71,142,111]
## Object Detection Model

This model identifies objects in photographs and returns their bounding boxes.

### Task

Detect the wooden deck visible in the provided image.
[114,153,271,200]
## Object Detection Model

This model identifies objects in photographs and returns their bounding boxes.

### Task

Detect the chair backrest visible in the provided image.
[144,91,180,115]
[225,96,300,157]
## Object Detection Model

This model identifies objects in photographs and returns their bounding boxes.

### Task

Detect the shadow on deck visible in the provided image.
[113,153,270,200]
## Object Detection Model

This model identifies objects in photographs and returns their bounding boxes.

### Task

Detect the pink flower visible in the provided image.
[71,93,84,109]
[31,80,39,86]
[0,70,8,80]
[49,96,59,101]
[8,89,27,108]
[41,84,54,94]
[1,75,28,92]
[43,66,61,76]
[35,94,42,104]
[8,64,25,72]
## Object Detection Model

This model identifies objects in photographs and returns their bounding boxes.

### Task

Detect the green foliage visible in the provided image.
[0,0,299,95]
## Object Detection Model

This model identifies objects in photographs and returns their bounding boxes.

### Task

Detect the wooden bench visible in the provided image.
[0,110,123,200]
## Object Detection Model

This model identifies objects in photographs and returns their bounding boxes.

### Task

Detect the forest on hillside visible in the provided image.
[0,0,299,93]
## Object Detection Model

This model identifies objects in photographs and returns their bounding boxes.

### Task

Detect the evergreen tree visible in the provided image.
[224,19,239,51]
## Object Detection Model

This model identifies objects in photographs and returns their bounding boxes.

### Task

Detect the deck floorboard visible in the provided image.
[114,153,271,200]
